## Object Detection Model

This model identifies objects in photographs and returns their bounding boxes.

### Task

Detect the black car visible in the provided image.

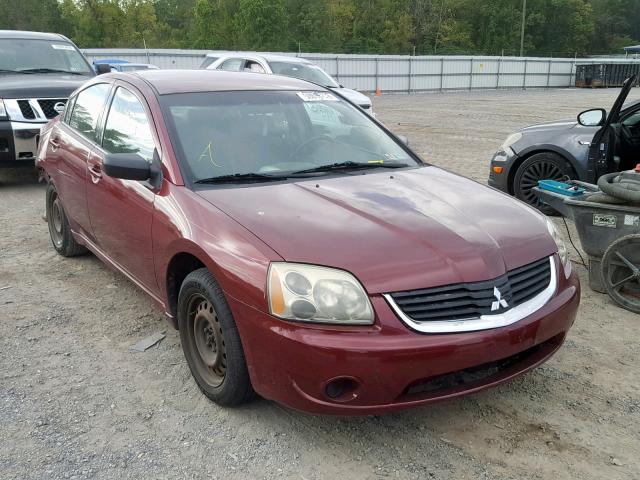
[489,76,640,211]
[0,30,107,169]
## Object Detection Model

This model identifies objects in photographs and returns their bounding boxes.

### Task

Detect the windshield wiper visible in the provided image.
[194,172,288,184]
[0,69,18,74]
[17,68,85,75]
[289,161,410,176]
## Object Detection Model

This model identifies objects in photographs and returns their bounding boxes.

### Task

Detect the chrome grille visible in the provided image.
[38,99,66,119]
[17,100,36,119]
[388,257,552,323]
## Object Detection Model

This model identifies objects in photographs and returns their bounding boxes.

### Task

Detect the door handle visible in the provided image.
[88,163,102,180]
[49,136,60,151]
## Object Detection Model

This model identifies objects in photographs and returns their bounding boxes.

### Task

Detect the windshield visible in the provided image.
[0,38,92,74]
[269,61,339,88]
[161,90,418,184]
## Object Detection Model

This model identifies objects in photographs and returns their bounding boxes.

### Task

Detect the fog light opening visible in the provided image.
[323,377,359,403]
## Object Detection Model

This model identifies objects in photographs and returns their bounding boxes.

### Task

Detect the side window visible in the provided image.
[622,110,640,127]
[244,61,266,74]
[102,87,155,162]
[219,58,244,72]
[68,83,111,142]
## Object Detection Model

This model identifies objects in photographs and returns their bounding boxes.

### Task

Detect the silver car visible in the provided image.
[199,52,373,115]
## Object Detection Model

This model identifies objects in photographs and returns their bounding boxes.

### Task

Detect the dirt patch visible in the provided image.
[1,88,638,479]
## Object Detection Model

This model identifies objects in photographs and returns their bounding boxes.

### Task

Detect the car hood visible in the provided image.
[0,73,93,98]
[196,167,556,294]
[333,87,372,107]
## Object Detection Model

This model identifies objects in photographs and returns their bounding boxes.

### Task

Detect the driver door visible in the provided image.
[587,75,637,181]
[86,84,160,293]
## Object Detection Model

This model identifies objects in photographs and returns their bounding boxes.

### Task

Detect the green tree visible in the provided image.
[234,0,289,51]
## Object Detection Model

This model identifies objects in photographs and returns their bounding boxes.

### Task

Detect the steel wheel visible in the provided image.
[601,234,640,313]
[48,194,64,249]
[187,294,227,387]
[45,183,87,257]
[177,268,254,406]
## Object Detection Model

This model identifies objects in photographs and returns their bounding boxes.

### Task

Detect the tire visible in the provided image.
[46,182,87,257]
[513,152,576,214]
[601,234,640,314]
[177,268,254,406]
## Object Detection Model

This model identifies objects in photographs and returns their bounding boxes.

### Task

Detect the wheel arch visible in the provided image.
[508,147,579,194]
[165,249,210,322]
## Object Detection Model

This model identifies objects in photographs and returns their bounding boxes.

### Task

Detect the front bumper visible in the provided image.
[488,148,520,193]
[230,257,580,415]
[0,120,44,167]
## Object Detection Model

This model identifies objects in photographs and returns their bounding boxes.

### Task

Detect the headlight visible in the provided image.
[0,99,7,118]
[501,132,522,150]
[546,218,571,276]
[268,263,374,324]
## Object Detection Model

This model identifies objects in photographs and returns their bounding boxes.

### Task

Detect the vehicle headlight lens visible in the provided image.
[546,218,571,276]
[501,132,522,150]
[0,99,7,118]
[268,263,374,324]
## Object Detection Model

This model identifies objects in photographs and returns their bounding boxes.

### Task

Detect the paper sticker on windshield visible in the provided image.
[297,91,339,102]
[51,44,75,51]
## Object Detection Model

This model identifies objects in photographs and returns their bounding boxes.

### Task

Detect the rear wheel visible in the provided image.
[46,183,87,257]
[177,268,254,406]
[513,152,575,214]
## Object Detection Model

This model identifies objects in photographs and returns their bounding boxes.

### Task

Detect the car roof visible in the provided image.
[0,30,69,41]
[205,52,311,65]
[129,69,323,95]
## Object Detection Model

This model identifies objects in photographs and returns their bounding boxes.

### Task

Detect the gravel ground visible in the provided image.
[1,87,639,480]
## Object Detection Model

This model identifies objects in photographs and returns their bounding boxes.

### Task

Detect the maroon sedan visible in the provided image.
[37,70,580,415]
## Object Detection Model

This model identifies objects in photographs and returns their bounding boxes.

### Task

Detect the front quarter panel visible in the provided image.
[152,183,283,314]
[512,125,597,180]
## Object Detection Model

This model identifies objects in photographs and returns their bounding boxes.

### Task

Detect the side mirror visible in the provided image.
[577,108,606,127]
[397,135,409,146]
[103,153,151,181]
[95,63,112,75]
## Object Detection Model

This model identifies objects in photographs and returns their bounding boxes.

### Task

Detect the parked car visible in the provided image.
[93,59,159,73]
[489,76,640,212]
[0,30,103,169]
[200,52,374,114]
[37,70,579,415]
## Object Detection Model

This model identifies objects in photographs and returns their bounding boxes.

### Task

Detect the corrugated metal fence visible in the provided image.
[82,49,636,93]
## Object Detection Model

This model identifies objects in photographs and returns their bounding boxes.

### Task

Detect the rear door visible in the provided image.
[51,82,112,237]
[86,83,160,293]
[587,75,637,181]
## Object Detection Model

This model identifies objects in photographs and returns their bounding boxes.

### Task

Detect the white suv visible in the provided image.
[199,52,373,115]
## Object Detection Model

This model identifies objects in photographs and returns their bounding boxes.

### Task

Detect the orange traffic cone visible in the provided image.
[375,87,382,97]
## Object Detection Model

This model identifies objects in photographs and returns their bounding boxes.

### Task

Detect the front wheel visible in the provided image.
[513,152,575,214]
[177,268,254,406]
[46,183,87,257]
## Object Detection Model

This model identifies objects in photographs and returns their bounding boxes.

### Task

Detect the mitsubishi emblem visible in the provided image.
[491,287,509,312]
